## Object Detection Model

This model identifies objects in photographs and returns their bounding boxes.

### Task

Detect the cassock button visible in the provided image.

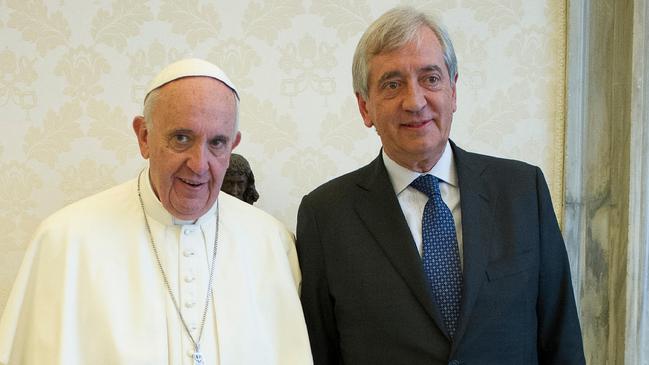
[186,349,194,357]
[183,250,194,257]
[185,301,196,308]
[183,228,195,236]
[184,275,195,283]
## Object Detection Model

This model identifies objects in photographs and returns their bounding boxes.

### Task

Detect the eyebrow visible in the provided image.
[166,128,193,137]
[421,65,444,75]
[210,135,229,144]
[376,71,403,86]
[376,65,444,86]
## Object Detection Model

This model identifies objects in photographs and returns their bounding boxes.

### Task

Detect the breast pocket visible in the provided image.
[485,250,536,282]
[477,250,538,330]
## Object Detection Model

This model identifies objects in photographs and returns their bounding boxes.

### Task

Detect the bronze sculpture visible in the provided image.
[222,153,259,205]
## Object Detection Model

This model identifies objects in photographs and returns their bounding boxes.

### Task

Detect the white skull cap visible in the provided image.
[144,58,239,102]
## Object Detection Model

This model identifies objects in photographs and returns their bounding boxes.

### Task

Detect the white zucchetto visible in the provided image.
[144,58,239,102]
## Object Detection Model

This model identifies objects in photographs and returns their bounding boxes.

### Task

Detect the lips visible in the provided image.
[178,177,206,187]
[403,119,432,128]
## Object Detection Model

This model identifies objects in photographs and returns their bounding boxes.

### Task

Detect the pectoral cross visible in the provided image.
[193,344,204,365]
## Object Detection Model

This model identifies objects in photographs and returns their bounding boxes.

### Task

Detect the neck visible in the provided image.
[384,140,449,173]
[387,152,444,173]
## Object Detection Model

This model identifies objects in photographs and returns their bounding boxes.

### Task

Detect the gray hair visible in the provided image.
[352,6,458,99]
[142,81,240,134]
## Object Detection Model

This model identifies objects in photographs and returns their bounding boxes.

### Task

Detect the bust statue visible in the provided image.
[221,153,259,205]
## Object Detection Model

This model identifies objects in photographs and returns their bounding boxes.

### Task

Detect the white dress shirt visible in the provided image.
[382,141,464,267]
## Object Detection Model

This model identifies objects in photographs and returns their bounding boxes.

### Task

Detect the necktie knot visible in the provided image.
[410,174,441,199]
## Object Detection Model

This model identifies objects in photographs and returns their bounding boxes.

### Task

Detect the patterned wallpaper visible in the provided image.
[0,0,566,312]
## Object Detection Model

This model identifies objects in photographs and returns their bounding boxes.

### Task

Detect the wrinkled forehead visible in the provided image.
[147,77,239,137]
[150,77,238,118]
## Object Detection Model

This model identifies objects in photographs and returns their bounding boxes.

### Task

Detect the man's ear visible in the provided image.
[231,131,241,151]
[355,92,374,128]
[132,116,150,159]
[451,73,458,113]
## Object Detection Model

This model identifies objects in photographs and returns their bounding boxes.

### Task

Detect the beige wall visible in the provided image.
[0,0,566,313]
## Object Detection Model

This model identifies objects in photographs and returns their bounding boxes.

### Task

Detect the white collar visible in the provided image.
[382,141,458,195]
[140,167,219,226]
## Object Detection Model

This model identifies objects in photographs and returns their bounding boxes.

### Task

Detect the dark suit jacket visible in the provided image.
[296,142,585,365]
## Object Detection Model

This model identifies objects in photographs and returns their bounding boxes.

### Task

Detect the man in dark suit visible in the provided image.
[296,6,585,365]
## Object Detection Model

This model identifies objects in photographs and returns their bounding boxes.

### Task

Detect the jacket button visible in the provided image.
[448,361,461,365]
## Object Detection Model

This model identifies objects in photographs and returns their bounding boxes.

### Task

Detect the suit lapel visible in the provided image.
[450,143,496,350]
[353,154,447,333]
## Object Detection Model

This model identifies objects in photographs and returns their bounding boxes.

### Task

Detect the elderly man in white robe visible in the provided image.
[0,59,313,365]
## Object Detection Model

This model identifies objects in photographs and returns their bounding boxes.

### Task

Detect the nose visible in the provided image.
[186,144,209,174]
[402,83,426,112]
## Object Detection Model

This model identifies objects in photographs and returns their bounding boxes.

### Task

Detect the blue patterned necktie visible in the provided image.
[411,174,462,338]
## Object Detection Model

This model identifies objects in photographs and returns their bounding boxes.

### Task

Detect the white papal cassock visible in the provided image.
[0,170,313,365]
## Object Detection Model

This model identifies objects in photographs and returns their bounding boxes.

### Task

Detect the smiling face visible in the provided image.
[133,76,241,221]
[356,26,457,172]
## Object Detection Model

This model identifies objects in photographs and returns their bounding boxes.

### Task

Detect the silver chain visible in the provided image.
[136,171,218,357]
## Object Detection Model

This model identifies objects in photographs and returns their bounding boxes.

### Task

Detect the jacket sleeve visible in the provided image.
[535,167,586,364]
[296,195,342,365]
